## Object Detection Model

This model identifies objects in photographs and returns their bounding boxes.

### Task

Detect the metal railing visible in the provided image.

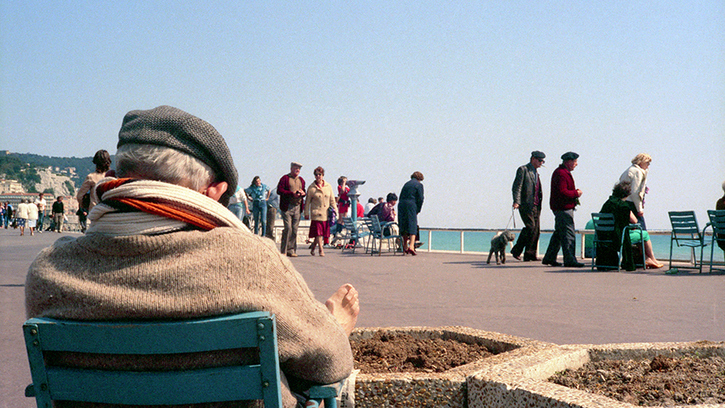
[417,227,721,264]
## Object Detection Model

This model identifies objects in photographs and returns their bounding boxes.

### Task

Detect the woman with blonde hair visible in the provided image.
[619,153,652,229]
[305,166,336,256]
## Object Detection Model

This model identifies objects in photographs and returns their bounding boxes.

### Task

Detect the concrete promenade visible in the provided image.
[2,228,724,407]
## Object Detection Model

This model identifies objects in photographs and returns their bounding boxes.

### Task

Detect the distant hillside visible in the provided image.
[0,154,43,191]
[8,152,115,186]
[1,152,116,196]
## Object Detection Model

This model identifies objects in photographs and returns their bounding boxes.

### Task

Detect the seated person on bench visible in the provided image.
[367,192,397,222]
[25,106,359,408]
[598,181,663,270]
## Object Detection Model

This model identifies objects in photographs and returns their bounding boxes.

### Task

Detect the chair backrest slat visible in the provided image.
[591,213,616,233]
[45,365,264,405]
[343,217,359,238]
[24,311,283,407]
[669,211,703,242]
[708,210,725,237]
[368,216,383,236]
[27,313,265,354]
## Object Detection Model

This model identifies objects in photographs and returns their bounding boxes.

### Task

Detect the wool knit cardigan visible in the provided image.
[25,227,354,408]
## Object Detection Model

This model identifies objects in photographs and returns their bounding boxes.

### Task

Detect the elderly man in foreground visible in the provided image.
[25,105,359,408]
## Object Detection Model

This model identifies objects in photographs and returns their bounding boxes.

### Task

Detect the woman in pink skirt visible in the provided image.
[305,166,337,256]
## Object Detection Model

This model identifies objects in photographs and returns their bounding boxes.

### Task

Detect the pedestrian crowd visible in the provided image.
[508,150,716,270]
[1,192,68,235]
[227,161,423,257]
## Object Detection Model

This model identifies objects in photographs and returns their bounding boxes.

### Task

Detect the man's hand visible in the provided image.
[513,203,520,209]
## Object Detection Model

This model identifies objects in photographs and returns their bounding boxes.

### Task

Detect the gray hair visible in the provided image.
[115,144,215,191]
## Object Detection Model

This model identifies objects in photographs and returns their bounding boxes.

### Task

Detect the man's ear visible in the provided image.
[203,181,228,202]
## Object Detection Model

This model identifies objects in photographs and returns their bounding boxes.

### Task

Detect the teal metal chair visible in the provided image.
[366,215,402,256]
[667,211,708,273]
[705,209,725,273]
[23,311,340,407]
[341,217,369,254]
[590,213,645,271]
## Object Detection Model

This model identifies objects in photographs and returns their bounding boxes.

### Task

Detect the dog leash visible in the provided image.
[505,208,516,231]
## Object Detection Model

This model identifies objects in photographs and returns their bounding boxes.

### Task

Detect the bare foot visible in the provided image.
[646,260,664,269]
[325,283,359,336]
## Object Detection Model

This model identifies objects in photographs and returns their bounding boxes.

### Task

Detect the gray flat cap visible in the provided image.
[117,105,238,206]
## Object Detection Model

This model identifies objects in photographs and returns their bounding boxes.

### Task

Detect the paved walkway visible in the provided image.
[2,228,724,407]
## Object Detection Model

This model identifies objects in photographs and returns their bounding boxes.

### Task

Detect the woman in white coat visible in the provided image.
[619,153,652,229]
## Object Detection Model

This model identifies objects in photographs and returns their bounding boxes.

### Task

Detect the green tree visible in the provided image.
[0,155,41,191]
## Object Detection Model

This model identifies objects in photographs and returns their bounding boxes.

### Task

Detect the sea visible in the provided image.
[418,229,725,264]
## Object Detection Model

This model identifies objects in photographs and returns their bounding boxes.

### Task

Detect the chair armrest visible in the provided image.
[703,223,713,236]
[308,381,343,399]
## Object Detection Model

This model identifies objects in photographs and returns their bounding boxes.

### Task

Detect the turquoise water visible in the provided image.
[419,229,725,263]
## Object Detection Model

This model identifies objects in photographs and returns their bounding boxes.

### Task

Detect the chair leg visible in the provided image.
[710,239,715,273]
[692,247,699,273]
[616,250,621,272]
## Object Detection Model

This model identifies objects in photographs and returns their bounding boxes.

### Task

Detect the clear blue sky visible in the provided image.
[2,1,723,230]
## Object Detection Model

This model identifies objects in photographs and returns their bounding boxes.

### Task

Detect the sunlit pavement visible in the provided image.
[3,228,724,408]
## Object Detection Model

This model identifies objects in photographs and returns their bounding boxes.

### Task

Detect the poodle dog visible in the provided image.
[487,230,516,265]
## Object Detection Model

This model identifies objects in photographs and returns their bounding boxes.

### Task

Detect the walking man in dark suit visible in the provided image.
[511,151,546,261]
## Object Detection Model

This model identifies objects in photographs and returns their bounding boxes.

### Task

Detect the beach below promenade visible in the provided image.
[2,228,724,408]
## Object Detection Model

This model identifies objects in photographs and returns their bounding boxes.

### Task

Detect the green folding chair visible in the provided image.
[369,215,402,256]
[705,209,725,273]
[667,211,708,273]
[341,217,369,254]
[590,213,645,271]
[24,311,341,407]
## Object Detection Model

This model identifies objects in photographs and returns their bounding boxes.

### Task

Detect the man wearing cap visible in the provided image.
[511,151,546,261]
[25,106,359,408]
[542,151,584,267]
[277,162,306,257]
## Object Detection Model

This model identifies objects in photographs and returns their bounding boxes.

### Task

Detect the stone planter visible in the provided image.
[468,341,725,408]
[351,326,554,408]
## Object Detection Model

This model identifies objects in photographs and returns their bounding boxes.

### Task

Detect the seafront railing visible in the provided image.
[61,216,722,264]
[417,227,723,264]
[267,221,721,263]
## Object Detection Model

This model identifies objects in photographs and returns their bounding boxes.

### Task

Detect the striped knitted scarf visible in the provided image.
[87,178,246,236]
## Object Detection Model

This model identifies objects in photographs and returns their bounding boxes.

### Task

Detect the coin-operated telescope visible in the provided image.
[346,180,365,222]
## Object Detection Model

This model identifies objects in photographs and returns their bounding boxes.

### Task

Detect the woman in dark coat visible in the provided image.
[398,171,424,255]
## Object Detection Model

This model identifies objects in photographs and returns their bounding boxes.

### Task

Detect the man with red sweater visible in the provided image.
[542,152,584,267]
[277,162,306,257]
